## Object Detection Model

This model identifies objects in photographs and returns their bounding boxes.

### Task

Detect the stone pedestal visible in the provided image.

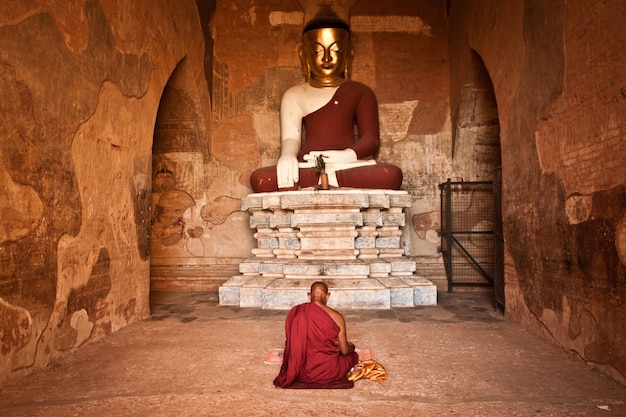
[219,190,437,309]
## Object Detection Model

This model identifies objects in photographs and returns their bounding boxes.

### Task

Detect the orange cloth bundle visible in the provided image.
[346,360,387,382]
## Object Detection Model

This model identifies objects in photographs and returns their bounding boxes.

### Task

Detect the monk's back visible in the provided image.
[274,302,358,387]
[313,301,343,330]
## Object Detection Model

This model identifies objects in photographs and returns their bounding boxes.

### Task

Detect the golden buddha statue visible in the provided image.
[249,11,403,192]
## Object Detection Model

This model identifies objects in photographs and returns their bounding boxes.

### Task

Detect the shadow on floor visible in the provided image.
[148,289,503,324]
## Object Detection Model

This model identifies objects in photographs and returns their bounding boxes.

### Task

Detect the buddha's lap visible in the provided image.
[249,164,402,192]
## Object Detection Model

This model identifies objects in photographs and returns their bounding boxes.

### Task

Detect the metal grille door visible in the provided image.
[439,180,499,293]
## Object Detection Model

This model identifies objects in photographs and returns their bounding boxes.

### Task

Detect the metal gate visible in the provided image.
[439,179,503,303]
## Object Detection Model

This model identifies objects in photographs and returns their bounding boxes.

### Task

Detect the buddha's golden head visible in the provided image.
[299,10,355,88]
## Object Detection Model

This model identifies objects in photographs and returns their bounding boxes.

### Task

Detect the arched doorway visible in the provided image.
[150,58,209,292]
[441,50,504,308]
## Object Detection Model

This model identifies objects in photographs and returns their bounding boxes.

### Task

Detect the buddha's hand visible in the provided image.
[277,154,299,189]
[303,149,357,165]
[277,138,301,188]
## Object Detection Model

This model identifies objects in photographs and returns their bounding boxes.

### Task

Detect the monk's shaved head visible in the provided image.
[309,281,330,303]
[310,281,328,294]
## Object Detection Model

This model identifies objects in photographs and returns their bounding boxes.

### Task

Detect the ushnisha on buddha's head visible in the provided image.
[299,10,355,88]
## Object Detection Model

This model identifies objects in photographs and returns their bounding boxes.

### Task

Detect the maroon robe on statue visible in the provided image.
[248,80,403,192]
[273,302,359,389]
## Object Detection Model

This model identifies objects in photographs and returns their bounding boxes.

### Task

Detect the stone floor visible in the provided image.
[1,291,625,416]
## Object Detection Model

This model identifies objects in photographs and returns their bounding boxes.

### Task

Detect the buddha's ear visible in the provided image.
[298,45,311,82]
[344,43,355,80]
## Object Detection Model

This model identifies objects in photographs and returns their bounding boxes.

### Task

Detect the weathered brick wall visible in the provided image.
[449,0,626,384]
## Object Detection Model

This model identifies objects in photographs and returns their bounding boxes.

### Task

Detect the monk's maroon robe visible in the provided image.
[273,302,359,388]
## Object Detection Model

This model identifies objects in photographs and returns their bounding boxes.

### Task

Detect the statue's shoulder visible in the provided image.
[338,80,377,102]
[282,83,340,109]
[283,82,310,97]
[342,79,374,92]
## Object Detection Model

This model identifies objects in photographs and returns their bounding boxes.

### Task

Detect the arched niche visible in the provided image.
[150,58,209,290]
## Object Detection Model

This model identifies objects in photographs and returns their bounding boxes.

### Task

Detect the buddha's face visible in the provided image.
[301,27,350,87]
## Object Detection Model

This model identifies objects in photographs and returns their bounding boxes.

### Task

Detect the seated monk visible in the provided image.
[250,11,403,192]
[274,281,359,388]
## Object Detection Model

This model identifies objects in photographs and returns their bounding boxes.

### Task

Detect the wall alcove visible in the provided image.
[150,58,210,292]
[443,49,504,305]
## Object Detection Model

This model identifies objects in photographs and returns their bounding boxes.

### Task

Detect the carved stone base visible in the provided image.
[219,190,437,309]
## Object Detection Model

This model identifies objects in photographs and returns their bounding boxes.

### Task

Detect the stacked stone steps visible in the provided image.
[219,258,436,310]
[219,190,437,309]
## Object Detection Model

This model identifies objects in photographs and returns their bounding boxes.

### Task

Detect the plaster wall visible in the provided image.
[0,0,211,385]
[449,0,626,383]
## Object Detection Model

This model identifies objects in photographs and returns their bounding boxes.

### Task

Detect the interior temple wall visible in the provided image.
[449,0,626,383]
[0,0,212,385]
[0,0,624,387]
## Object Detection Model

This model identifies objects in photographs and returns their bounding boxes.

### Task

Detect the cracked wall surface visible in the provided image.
[0,0,211,385]
[449,0,625,384]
